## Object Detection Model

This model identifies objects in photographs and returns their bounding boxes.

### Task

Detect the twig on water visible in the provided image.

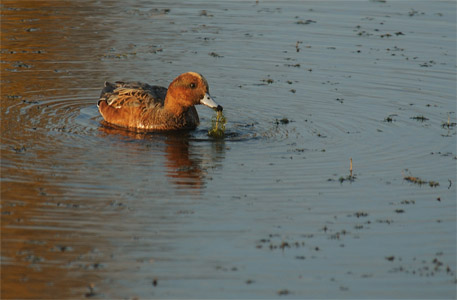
[339,158,356,183]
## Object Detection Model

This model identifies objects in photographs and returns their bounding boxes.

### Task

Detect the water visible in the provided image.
[1,1,456,299]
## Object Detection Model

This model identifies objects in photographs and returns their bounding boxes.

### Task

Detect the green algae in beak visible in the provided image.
[208,110,226,138]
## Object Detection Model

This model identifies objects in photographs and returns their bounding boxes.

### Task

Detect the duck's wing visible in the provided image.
[100,81,168,109]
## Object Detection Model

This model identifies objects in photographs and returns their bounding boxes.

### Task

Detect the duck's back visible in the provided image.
[100,81,167,109]
[98,81,199,131]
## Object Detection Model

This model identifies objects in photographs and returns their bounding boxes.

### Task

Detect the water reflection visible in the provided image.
[98,124,225,190]
[1,1,130,298]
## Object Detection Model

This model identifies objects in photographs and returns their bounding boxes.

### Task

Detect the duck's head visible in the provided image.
[166,72,223,115]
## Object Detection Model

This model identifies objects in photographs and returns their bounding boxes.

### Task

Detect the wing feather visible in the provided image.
[100,81,167,109]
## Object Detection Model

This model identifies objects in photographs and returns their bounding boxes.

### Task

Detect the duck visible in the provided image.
[97,72,222,131]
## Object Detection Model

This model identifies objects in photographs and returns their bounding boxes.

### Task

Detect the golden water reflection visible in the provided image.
[2,1,130,298]
[1,0,226,296]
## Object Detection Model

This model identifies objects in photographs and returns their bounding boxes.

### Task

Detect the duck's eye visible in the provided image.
[190,83,196,89]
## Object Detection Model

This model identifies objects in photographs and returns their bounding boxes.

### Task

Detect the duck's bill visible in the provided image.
[200,93,223,111]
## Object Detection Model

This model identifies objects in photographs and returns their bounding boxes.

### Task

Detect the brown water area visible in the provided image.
[1,1,456,299]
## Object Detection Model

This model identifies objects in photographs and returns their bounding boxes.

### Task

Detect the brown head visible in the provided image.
[164,72,222,116]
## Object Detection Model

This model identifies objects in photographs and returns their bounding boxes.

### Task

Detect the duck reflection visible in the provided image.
[98,123,225,190]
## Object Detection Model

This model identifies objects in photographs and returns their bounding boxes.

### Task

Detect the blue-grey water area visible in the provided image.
[1,1,456,299]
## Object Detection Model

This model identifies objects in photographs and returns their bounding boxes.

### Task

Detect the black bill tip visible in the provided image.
[216,105,223,112]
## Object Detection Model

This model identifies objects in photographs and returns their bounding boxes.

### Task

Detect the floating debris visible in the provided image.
[339,158,356,183]
[296,19,316,25]
[12,145,27,153]
[295,40,302,52]
[384,114,397,122]
[275,118,290,125]
[384,116,393,122]
[380,33,392,38]
[200,10,213,17]
[441,115,456,128]
[402,170,439,187]
[101,52,136,60]
[410,115,429,122]
[408,9,425,17]
[354,211,368,218]
[284,63,300,68]
[428,181,439,187]
[386,256,395,261]
[6,95,22,99]
[85,283,96,298]
[278,289,290,296]
[208,52,223,58]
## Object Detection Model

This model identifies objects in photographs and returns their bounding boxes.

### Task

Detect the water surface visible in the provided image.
[1,1,456,299]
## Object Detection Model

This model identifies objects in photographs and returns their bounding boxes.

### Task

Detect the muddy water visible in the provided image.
[1,1,456,299]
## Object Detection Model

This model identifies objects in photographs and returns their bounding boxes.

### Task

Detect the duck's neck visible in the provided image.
[164,95,186,116]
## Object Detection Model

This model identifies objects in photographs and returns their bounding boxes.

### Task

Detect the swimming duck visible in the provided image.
[97,72,222,131]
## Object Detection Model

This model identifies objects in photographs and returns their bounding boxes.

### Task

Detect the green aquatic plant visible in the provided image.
[208,110,226,138]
